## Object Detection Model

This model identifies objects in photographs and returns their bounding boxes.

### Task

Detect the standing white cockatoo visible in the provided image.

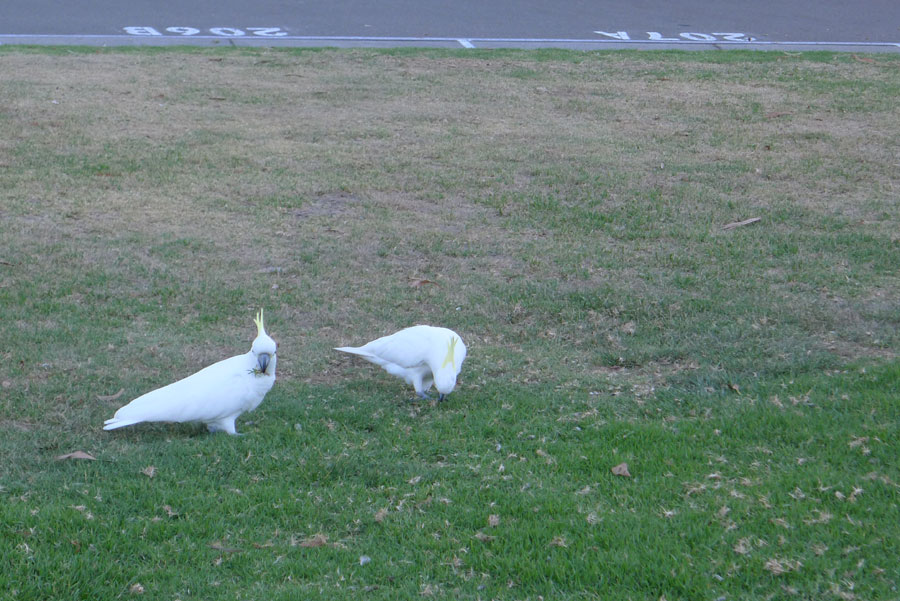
[103,309,277,435]
[335,325,466,401]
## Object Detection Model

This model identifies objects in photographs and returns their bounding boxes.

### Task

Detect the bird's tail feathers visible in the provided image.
[335,346,391,367]
[335,346,368,357]
[103,417,141,430]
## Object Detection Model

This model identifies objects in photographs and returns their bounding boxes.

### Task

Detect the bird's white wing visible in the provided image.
[103,354,255,429]
[342,326,447,368]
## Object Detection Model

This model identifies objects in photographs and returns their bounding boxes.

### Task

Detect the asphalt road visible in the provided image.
[2,0,899,51]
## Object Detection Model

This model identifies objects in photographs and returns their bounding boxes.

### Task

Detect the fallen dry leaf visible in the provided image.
[299,533,330,548]
[535,449,555,464]
[770,517,792,529]
[488,514,500,527]
[407,475,422,485]
[722,216,762,230]
[473,532,495,542]
[804,510,833,525]
[161,505,178,518]
[374,508,388,523]
[409,278,439,288]
[733,538,753,555]
[70,505,94,520]
[209,541,243,553]
[141,466,156,478]
[55,451,96,461]
[549,535,568,547]
[764,558,786,575]
[852,53,876,64]
[764,111,792,120]
[129,583,145,595]
[97,388,125,402]
[611,462,631,477]
[764,557,802,575]
[848,435,869,449]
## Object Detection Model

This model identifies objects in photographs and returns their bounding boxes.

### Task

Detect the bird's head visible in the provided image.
[434,335,467,395]
[250,308,277,376]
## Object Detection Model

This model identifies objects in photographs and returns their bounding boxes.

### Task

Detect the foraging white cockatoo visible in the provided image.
[103,309,277,435]
[335,325,466,401]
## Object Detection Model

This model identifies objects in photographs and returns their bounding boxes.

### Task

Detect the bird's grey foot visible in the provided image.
[438,393,446,402]
[410,391,434,403]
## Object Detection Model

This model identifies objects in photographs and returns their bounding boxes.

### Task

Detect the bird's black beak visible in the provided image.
[258,353,270,375]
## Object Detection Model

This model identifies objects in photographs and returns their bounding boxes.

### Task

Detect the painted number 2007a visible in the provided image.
[124,27,288,37]
[595,31,756,42]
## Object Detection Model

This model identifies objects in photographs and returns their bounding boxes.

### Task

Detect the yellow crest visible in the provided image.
[253,308,266,337]
[441,337,458,369]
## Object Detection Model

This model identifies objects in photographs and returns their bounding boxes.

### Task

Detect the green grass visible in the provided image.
[2,369,898,599]
[1,46,899,600]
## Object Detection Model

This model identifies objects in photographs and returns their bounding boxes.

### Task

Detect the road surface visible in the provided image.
[2,0,898,51]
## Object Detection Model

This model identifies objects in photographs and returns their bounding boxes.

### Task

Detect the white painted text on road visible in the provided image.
[124,27,288,37]
[594,31,756,42]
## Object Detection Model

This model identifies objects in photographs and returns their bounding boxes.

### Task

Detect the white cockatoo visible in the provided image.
[103,309,277,435]
[335,325,466,401]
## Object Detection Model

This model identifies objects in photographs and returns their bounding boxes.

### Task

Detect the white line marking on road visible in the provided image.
[0,33,898,50]
[457,38,476,48]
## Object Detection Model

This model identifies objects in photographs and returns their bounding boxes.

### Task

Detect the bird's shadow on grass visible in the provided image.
[99,422,217,441]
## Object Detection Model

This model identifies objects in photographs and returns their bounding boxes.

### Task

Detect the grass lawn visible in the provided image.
[0,46,898,600]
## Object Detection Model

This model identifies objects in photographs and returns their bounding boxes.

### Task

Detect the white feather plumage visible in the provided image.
[103,310,277,435]
[335,325,466,401]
